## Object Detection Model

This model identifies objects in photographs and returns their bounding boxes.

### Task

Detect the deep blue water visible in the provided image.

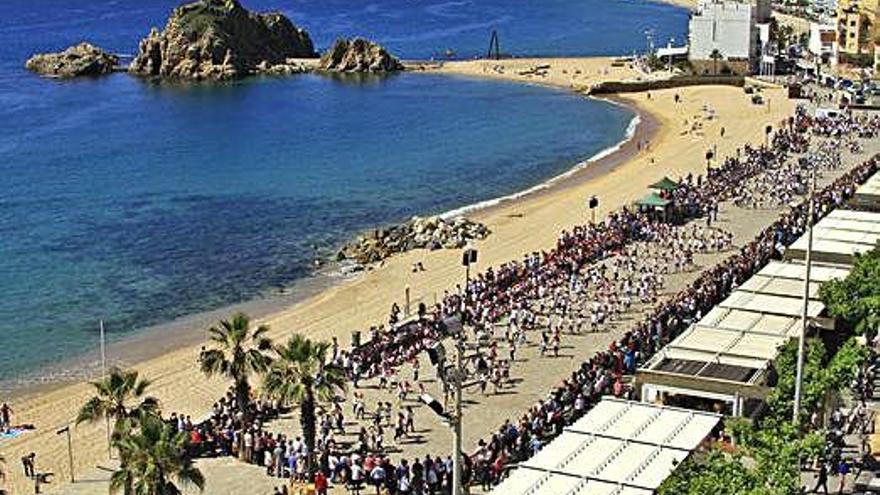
[0,0,687,381]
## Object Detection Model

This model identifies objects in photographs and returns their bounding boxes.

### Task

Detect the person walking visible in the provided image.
[314,470,328,495]
[0,403,12,430]
[836,458,850,494]
[20,453,35,479]
[812,462,829,494]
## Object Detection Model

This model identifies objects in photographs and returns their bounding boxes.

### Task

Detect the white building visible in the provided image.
[809,22,840,61]
[689,0,760,66]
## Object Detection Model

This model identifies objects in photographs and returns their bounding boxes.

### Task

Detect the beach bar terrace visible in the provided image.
[636,260,850,416]
[784,209,880,265]
[490,398,721,495]
[851,171,880,211]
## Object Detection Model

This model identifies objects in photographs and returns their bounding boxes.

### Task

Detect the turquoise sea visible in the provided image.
[0,0,687,383]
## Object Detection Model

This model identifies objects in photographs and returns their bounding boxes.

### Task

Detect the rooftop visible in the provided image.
[491,398,721,495]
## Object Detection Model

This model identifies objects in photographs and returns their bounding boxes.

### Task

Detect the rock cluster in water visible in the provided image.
[318,38,403,73]
[129,0,317,81]
[338,216,490,265]
[25,43,119,78]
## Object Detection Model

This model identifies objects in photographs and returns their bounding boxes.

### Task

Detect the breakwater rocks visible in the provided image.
[129,0,316,81]
[26,43,119,78]
[318,38,403,73]
[337,216,490,266]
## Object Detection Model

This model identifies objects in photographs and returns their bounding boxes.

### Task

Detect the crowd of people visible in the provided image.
[157,107,878,495]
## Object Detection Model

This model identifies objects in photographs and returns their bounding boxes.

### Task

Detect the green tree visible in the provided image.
[658,449,760,495]
[662,333,867,494]
[764,338,827,425]
[262,335,347,474]
[77,367,159,433]
[110,413,204,495]
[198,313,272,422]
[820,247,880,338]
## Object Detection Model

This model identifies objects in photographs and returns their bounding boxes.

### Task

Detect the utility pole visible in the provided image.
[588,196,599,224]
[100,320,111,459]
[453,247,477,495]
[793,168,816,425]
[57,425,74,483]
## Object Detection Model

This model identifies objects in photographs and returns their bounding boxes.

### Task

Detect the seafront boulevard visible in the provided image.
[36,84,880,495]
[3,47,870,494]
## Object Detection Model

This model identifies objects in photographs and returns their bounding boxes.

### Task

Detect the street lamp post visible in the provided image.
[588,196,599,224]
[453,247,477,495]
[56,425,74,483]
[793,168,816,426]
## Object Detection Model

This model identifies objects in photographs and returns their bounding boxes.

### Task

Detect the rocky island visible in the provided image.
[25,43,119,78]
[338,216,490,266]
[129,0,317,81]
[318,37,404,73]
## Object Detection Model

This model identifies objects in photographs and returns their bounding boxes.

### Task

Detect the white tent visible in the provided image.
[491,398,720,495]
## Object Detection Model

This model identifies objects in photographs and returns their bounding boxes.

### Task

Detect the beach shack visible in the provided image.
[649,176,679,193]
[850,170,880,212]
[637,191,674,222]
[784,209,880,265]
[636,259,850,417]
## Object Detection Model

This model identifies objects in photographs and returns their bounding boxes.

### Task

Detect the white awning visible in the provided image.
[492,399,719,495]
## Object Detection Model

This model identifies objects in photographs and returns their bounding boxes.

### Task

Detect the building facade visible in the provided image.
[809,22,840,61]
[689,0,760,68]
[836,0,879,58]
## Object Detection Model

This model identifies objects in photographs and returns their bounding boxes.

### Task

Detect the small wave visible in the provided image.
[425,1,471,18]
[440,110,640,220]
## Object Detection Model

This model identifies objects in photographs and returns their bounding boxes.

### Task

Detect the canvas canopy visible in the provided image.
[637,192,672,208]
[649,176,679,191]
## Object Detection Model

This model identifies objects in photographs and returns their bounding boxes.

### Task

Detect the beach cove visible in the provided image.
[1,52,798,493]
[0,0,692,386]
[0,0,817,493]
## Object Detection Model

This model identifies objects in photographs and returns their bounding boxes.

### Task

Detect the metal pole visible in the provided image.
[405,286,411,317]
[452,328,463,495]
[66,428,74,483]
[99,320,106,378]
[453,261,469,495]
[793,169,816,425]
[100,321,111,459]
[56,425,75,483]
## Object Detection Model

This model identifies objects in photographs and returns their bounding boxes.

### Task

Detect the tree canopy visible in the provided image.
[820,247,880,337]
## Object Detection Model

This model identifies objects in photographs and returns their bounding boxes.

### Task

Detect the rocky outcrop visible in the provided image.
[129,0,317,81]
[26,43,118,78]
[337,216,490,265]
[318,38,403,73]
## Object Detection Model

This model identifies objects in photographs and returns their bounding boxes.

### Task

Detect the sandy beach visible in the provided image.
[0,57,798,495]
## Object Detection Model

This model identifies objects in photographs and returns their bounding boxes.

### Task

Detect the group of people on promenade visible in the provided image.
[26,106,871,495]
[226,107,876,493]
[321,109,878,492]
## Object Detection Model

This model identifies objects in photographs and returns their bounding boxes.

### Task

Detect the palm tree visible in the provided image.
[77,367,159,433]
[262,335,347,474]
[198,313,272,421]
[111,413,204,495]
[710,49,723,75]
